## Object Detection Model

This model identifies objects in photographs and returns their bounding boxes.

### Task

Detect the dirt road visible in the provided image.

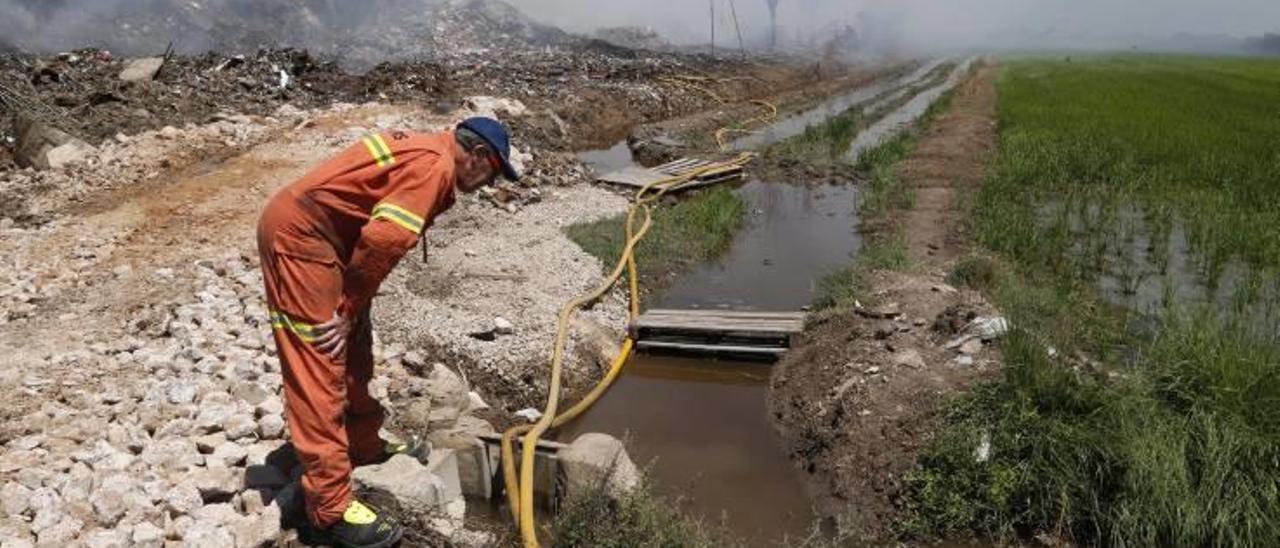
[769,64,1001,540]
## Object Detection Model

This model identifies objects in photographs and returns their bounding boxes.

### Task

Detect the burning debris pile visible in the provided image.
[0,0,760,162]
[2,0,575,70]
[0,48,449,155]
[593,27,672,52]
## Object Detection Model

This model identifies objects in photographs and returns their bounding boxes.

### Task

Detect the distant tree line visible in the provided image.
[1245,32,1280,54]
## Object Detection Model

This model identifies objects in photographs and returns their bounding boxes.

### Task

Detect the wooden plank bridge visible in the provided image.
[629,309,807,358]
[595,156,746,192]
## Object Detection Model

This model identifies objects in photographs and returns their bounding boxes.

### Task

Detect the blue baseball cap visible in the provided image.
[457,117,520,181]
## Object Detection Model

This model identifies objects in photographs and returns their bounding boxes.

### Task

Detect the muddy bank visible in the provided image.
[768,65,1001,539]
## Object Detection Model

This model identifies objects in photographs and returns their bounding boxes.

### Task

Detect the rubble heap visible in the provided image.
[0,48,449,151]
[2,0,574,70]
[1,0,761,165]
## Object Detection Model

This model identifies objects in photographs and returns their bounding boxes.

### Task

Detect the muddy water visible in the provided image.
[846,57,977,163]
[1045,200,1280,328]
[657,181,861,310]
[577,140,636,173]
[560,357,814,545]
[560,173,862,544]
[728,58,948,150]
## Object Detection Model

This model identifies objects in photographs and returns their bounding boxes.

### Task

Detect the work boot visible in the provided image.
[309,500,403,548]
[377,435,430,464]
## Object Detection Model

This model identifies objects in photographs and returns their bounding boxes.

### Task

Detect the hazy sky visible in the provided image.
[2,0,1276,56]
[516,0,1280,51]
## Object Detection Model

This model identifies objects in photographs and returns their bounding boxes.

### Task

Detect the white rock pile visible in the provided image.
[0,253,496,547]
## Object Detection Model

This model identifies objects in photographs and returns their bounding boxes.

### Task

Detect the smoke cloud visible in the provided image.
[1,0,1277,57]
[516,0,1280,53]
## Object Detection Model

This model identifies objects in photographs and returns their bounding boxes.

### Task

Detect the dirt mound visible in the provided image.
[768,66,1002,540]
[769,275,997,538]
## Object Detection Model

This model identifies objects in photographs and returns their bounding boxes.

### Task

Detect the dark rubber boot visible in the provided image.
[309,500,404,548]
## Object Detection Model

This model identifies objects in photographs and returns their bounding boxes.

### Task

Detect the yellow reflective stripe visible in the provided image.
[361,133,395,168]
[371,202,424,234]
[270,311,318,342]
[344,500,378,525]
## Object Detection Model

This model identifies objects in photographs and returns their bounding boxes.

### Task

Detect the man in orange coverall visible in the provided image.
[257,117,519,548]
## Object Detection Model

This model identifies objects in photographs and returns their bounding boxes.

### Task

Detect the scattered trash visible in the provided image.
[945,316,1011,350]
[274,65,291,89]
[959,339,984,355]
[493,317,515,335]
[969,316,1010,340]
[118,57,165,82]
[974,430,992,463]
[514,408,543,422]
[463,96,528,117]
[211,55,246,72]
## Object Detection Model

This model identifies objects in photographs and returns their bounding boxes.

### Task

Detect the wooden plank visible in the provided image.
[637,326,800,336]
[631,308,804,357]
[596,166,663,187]
[636,328,795,336]
[637,314,804,330]
[636,317,802,329]
[668,164,715,176]
[643,309,805,319]
[637,315,803,326]
[658,158,702,171]
[636,340,789,356]
[638,316,802,325]
[595,156,746,191]
[663,163,735,178]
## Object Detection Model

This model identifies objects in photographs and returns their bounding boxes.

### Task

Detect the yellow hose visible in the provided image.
[500,74,777,547]
[715,99,779,151]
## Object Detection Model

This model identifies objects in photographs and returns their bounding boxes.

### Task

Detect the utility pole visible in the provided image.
[728,0,746,60]
[766,0,780,51]
[709,0,715,56]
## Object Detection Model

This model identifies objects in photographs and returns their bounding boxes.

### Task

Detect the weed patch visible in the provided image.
[565,187,745,289]
[551,481,733,547]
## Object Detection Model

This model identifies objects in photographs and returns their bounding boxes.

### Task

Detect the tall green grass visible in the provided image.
[978,55,1280,290]
[902,56,1280,546]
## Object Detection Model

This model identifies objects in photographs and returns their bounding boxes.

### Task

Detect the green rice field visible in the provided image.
[902,55,1280,547]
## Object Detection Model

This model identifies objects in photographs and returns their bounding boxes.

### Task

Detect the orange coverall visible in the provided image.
[256,129,458,527]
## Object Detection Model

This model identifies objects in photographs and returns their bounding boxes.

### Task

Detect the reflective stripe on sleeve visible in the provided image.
[370,202,425,234]
[361,133,396,168]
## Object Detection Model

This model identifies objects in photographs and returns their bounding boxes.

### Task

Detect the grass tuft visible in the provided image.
[565,187,746,286]
[551,480,733,548]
